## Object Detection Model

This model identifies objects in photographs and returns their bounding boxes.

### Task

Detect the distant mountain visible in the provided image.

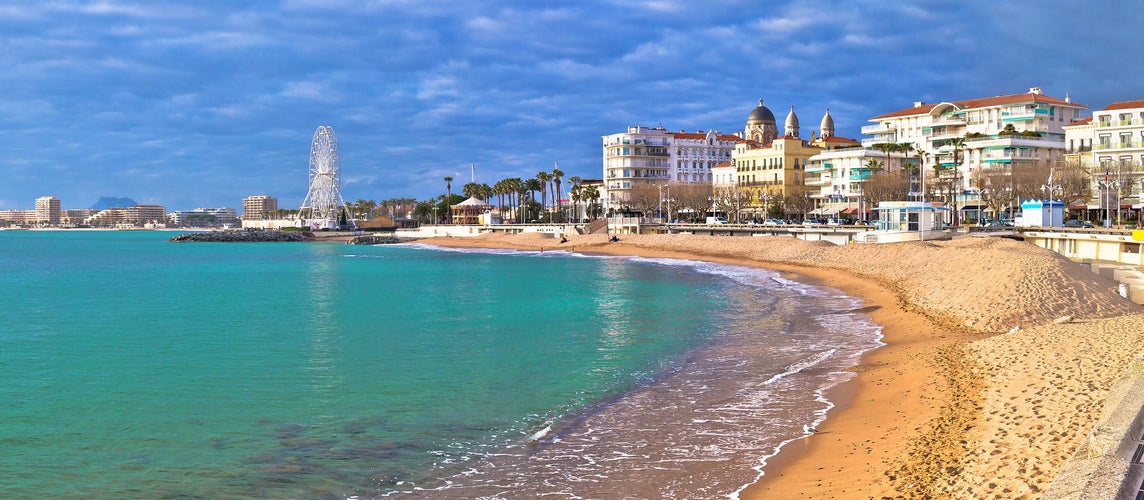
[90,197,138,210]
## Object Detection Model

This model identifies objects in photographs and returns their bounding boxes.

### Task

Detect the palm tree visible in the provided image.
[916,150,931,201]
[568,176,582,221]
[536,171,552,218]
[523,178,541,221]
[570,185,583,223]
[444,176,454,224]
[948,137,966,225]
[552,164,564,220]
[896,143,915,200]
[873,143,896,176]
[583,185,600,219]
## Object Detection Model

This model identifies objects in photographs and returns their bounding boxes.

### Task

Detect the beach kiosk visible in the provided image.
[857,201,949,243]
[1016,199,1063,228]
[450,196,492,225]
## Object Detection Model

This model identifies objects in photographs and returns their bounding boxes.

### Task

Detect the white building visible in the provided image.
[1071,100,1144,220]
[602,126,738,214]
[862,87,1087,222]
[169,207,239,227]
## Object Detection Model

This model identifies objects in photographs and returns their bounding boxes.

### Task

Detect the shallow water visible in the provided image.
[0,231,880,498]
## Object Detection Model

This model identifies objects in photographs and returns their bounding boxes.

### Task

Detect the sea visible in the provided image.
[0,230,882,499]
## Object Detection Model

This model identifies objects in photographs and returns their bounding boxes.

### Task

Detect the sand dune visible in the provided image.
[420,231,1144,497]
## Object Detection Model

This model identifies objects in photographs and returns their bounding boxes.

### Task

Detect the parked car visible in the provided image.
[825,218,844,226]
[802,218,825,226]
[1063,219,1094,228]
[762,218,786,225]
[705,216,727,225]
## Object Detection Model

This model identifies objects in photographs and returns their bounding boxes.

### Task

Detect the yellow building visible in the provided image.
[733,103,831,218]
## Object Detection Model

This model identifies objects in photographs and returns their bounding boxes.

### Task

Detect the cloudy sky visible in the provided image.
[1,1,1140,211]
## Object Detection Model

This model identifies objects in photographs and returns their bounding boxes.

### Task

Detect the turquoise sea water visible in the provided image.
[0,230,881,498]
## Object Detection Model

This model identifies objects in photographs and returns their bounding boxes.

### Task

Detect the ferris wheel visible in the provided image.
[299,125,352,229]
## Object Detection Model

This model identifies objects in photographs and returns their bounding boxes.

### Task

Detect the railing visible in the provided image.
[1093,141,1144,151]
[965,132,1058,143]
[861,123,895,134]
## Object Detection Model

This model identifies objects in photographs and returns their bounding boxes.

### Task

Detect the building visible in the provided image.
[35,196,61,226]
[169,208,239,227]
[0,209,34,227]
[601,126,738,214]
[242,195,278,220]
[862,87,1087,223]
[61,209,96,227]
[734,104,862,220]
[84,205,167,228]
[1091,101,1144,220]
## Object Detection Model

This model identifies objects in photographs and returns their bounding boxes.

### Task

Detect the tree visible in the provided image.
[948,137,966,225]
[860,165,906,208]
[567,176,583,221]
[784,186,814,221]
[626,184,661,219]
[536,171,552,217]
[582,185,601,219]
[672,183,714,221]
[444,176,454,223]
[896,142,916,200]
[552,165,564,218]
[711,185,742,223]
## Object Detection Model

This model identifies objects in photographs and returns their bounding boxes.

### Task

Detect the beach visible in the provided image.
[420,232,1144,498]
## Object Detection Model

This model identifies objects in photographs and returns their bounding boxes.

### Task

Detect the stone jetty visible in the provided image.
[348,234,402,245]
[168,230,313,242]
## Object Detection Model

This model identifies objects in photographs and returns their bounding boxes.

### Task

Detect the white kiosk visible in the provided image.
[857,201,950,243]
[1016,199,1064,228]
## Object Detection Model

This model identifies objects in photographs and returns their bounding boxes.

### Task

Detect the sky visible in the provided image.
[1,0,1141,211]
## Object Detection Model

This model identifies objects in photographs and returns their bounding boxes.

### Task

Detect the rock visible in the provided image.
[348,235,401,245]
[1052,315,1073,325]
[168,230,312,242]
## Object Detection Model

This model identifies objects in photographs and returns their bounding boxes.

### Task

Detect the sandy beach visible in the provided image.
[417,231,1144,498]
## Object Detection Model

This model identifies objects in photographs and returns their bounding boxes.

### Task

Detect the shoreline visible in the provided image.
[416,231,1144,497]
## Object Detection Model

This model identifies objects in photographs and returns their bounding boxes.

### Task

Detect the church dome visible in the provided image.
[820,108,835,137]
[747,99,776,125]
[785,106,799,133]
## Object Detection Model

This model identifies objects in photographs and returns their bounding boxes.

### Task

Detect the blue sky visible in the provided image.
[1,1,1141,211]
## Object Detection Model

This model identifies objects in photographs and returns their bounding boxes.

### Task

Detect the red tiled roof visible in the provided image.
[822,136,861,144]
[1101,100,1144,111]
[1065,117,1093,126]
[669,131,741,141]
[871,91,1086,120]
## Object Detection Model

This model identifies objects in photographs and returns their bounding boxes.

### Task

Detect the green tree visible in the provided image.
[536,171,552,216]
[443,176,454,223]
[552,165,564,219]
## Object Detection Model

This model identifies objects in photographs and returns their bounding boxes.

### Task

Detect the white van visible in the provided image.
[705,217,727,225]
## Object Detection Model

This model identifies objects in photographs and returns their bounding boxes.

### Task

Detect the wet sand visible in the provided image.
[416,231,1144,497]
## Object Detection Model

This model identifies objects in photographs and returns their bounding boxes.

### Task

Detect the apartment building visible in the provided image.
[601,126,737,214]
[242,195,278,220]
[1068,100,1144,217]
[35,196,61,226]
[84,205,167,228]
[862,87,1087,221]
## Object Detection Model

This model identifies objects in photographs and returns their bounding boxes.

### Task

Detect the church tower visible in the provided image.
[744,99,778,145]
[820,108,835,138]
[785,106,800,138]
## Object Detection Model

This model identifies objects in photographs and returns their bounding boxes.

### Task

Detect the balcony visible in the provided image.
[861,123,895,135]
[931,115,966,127]
[804,162,834,174]
[805,178,830,187]
[1093,141,1144,151]
[862,136,897,148]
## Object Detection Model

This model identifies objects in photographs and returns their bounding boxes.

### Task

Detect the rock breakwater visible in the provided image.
[169,230,313,242]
